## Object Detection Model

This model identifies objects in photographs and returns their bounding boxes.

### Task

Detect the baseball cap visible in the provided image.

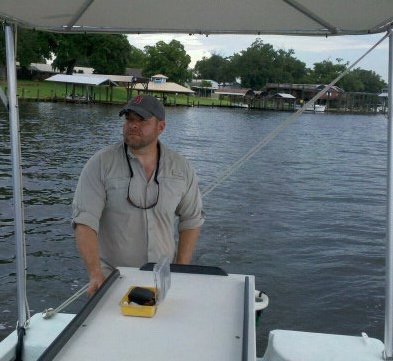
[119,95,165,121]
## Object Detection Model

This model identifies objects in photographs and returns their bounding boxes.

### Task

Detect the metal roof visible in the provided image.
[45,74,117,86]
[275,93,296,99]
[134,82,194,94]
[0,1,392,36]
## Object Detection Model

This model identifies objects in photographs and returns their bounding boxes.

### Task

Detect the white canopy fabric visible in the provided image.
[0,0,392,36]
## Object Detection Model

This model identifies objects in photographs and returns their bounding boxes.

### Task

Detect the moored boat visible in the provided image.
[295,103,326,112]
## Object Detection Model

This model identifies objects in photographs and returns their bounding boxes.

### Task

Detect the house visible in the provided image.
[125,68,143,78]
[264,83,344,104]
[269,92,296,110]
[215,88,254,104]
[151,74,168,84]
[189,79,219,97]
[17,62,95,80]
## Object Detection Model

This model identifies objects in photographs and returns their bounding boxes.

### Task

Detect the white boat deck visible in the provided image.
[51,267,256,361]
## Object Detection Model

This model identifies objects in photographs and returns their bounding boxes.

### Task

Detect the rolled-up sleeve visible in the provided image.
[176,163,205,232]
[72,153,106,233]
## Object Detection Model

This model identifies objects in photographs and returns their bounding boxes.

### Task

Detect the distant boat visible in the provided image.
[377,105,387,113]
[296,103,326,112]
[65,95,90,104]
[309,104,326,112]
[233,103,249,108]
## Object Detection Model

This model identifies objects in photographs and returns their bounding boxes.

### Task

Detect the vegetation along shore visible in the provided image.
[0,30,387,113]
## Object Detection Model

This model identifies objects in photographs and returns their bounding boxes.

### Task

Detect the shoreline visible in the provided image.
[18,97,384,116]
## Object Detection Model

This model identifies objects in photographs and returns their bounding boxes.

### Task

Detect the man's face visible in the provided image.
[123,111,165,150]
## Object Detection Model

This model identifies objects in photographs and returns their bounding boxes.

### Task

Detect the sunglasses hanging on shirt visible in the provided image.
[124,143,160,209]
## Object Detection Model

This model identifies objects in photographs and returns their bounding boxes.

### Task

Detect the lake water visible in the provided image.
[0,102,387,356]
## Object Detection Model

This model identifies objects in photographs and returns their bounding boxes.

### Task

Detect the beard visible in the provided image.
[123,132,157,150]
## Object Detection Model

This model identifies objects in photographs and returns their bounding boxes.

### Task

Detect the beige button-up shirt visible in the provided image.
[72,141,204,268]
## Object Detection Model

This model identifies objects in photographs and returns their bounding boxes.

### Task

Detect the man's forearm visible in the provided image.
[176,228,200,264]
[75,224,105,295]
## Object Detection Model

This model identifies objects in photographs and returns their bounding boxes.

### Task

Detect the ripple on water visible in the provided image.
[0,104,387,354]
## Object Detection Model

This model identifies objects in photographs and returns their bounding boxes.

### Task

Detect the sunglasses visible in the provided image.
[124,143,160,209]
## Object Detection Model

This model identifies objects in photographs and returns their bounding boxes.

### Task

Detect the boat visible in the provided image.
[0,2,393,361]
[295,103,326,112]
[306,103,326,112]
[65,95,90,103]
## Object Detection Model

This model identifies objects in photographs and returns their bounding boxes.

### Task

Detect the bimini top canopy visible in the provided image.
[0,0,392,36]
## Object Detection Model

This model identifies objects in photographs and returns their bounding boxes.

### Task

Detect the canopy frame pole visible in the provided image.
[281,0,337,34]
[386,28,393,361]
[66,0,94,30]
[5,23,27,329]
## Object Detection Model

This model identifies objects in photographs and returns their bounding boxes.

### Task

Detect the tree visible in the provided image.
[230,40,275,88]
[230,39,307,89]
[51,34,90,74]
[0,28,54,68]
[128,45,146,69]
[271,49,308,84]
[344,68,386,93]
[88,35,132,74]
[194,54,236,83]
[308,60,386,92]
[52,34,132,74]
[143,40,191,84]
[306,59,347,85]
[200,80,212,87]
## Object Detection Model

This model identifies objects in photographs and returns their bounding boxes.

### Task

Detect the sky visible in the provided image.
[128,33,390,82]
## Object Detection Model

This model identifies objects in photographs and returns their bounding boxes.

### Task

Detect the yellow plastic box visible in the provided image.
[120,286,157,318]
[119,257,171,318]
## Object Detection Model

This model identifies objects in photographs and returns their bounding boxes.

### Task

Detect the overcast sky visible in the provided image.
[128,33,389,81]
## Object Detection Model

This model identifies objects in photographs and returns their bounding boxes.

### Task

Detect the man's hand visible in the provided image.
[87,271,105,296]
[75,224,105,296]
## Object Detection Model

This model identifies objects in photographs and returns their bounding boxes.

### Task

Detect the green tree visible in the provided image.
[200,80,212,87]
[307,60,386,92]
[0,28,54,68]
[143,40,191,84]
[52,34,131,74]
[52,34,90,74]
[128,45,146,69]
[230,39,307,89]
[272,49,307,84]
[306,59,347,84]
[231,39,276,88]
[338,71,365,92]
[344,68,386,92]
[88,35,132,74]
[194,54,235,83]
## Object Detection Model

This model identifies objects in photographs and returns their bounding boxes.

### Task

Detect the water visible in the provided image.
[0,102,387,355]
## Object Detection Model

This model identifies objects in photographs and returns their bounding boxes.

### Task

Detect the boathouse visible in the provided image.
[264,83,344,102]
[45,74,118,102]
[189,79,219,97]
[215,88,255,105]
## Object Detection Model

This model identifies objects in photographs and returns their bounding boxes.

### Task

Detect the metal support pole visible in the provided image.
[385,29,393,360]
[5,24,27,328]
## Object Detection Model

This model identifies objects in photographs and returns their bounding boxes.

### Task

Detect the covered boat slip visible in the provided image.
[0,267,257,361]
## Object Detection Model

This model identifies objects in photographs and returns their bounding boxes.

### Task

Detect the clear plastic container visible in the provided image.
[153,256,171,305]
[120,257,171,317]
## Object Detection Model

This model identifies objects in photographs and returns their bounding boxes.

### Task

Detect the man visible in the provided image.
[72,95,204,295]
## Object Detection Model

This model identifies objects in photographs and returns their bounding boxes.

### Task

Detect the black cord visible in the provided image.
[15,326,26,361]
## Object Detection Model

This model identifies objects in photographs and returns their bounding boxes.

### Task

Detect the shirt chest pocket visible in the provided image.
[157,176,186,214]
[105,177,129,210]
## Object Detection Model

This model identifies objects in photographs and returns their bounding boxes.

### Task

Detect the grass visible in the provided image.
[0,80,233,107]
